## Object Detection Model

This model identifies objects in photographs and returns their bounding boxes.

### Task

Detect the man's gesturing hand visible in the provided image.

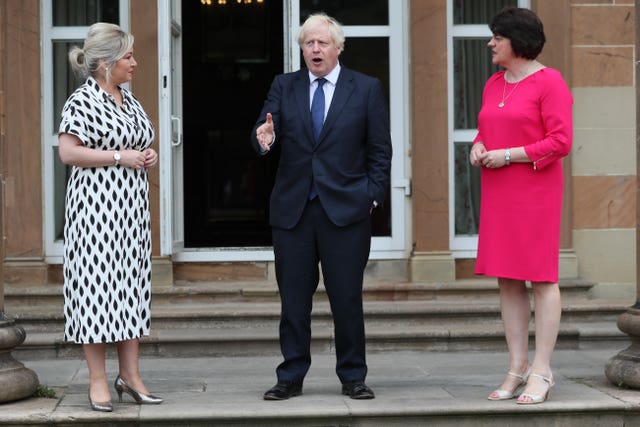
[256,113,275,151]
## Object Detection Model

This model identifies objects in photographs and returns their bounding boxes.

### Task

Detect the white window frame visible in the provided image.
[447,0,530,258]
[290,1,411,259]
[161,0,411,262]
[42,0,130,263]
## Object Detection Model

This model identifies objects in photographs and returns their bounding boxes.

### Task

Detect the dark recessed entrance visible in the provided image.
[181,0,282,247]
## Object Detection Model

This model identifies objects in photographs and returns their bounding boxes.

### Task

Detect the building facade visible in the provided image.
[0,0,636,293]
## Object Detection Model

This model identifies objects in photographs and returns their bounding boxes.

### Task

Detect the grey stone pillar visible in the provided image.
[604,0,640,388]
[0,23,39,399]
[0,318,39,402]
[0,192,39,403]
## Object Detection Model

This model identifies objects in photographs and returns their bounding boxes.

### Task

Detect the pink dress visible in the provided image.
[473,68,573,283]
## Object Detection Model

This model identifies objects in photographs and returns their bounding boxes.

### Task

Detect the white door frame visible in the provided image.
[42,0,130,263]
[447,0,530,258]
[158,0,186,257]
[158,0,411,261]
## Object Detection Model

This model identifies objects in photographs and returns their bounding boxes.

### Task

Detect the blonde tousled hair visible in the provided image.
[297,13,345,52]
[68,22,134,81]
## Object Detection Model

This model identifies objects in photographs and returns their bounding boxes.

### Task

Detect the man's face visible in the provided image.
[301,22,341,77]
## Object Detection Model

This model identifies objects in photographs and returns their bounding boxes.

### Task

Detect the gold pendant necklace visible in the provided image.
[498,80,521,108]
[498,61,534,108]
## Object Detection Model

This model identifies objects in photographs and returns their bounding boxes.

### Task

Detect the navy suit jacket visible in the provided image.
[251,66,392,229]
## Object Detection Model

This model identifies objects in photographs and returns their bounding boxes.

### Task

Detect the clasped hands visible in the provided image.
[469,143,507,169]
[121,148,158,169]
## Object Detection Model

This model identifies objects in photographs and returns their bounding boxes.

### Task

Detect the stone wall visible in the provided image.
[571,0,636,285]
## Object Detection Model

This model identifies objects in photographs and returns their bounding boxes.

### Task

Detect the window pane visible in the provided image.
[53,41,85,134]
[200,1,271,63]
[337,37,390,237]
[52,0,119,26]
[453,38,499,130]
[300,0,388,25]
[454,143,480,235]
[339,37,389,100]
[53,147,71,241]
[453,0,518,25]
[300,36,391,236]
[182,0,284,247]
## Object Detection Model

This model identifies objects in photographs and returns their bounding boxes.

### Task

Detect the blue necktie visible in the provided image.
[309,78,326,200]
[311,78,326,142]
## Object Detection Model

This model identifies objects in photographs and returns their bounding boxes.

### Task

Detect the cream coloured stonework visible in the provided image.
[573,128,635,176]
[572,87,635,130]
[573,229,635,285]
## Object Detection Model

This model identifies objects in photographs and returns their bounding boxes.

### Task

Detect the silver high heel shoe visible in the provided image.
[114,375,163,404]
[517,372,554,404]
[487,368,530,401]
[88,391,113,412]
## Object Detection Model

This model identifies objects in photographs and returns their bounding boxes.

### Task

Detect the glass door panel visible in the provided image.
[181,0,283,247]
[449,0,528,255]
[338,36,391,237]
[43,0,128,261]
[163,0,408,259]
[299,0,388,25]
[52,0,119,25]
[453,0,517,24]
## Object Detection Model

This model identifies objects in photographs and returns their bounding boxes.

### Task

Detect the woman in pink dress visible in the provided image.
[469,7,572,405]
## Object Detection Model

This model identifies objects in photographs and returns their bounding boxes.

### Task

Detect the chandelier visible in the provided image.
[200,0,265,4]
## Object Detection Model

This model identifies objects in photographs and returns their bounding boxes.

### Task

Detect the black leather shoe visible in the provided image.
[263,382,303,400]
[341,382,375,399]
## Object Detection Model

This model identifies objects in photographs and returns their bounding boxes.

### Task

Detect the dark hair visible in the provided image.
[490,7,545,60]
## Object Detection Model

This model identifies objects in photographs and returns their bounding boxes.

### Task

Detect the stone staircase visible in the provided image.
[4,278,631,360]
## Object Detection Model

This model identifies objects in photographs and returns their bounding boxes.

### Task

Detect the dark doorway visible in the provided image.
[181,0,282,247]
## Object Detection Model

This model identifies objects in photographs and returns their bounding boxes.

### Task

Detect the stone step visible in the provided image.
[4,348,638,427]
[14,320,628,361]
[7,279,629,359]
[13,297,629,359]
[6,298,628,333]
[3,278,596,307]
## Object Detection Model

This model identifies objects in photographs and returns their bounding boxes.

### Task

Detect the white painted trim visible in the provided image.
[446,0,457,254]
[452,25,491,37]
[42,0,57,258]
[42,0,131,262]
[447,0,530,258]
[290,0,301,71]
[49,248,405,263]
[170,247,406,262]
[343,26,391,37]
[386,0,411,254]
[165,0,411,262]
[158,0,172,256]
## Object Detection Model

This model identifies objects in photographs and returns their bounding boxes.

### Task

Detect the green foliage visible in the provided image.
[33,384,57,398]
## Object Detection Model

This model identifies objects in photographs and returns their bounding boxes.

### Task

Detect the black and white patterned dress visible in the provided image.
[59,77,155,344]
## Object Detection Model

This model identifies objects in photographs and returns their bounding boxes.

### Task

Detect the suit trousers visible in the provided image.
[271,198,371,385]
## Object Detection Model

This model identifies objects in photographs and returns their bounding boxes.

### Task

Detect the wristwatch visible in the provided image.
[504,148,511,165]
[113,151,121,166]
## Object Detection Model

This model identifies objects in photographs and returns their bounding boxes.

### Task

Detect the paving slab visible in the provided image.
[1,346,639,425]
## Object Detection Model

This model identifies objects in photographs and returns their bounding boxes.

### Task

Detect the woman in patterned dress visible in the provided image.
[469,8,572,405]
[58,23,162,411]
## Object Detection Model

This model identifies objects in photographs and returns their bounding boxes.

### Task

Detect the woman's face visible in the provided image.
[488,34,515,66]
[109,48,137,85]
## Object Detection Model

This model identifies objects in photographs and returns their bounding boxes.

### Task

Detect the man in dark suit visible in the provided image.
[252,13,392,401]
